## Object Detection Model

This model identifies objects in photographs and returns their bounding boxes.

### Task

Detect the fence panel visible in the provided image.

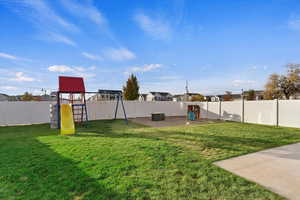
[244,100,276,126]
[0,103,7,126]
[207,102,220,119]
[1,100,300,128]
[0,101,51,126]
[221,101,242,122]
[278,100,300,128]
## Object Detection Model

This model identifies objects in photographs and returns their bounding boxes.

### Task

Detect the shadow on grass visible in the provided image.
[75,121,292,156]
[0,124,123,199]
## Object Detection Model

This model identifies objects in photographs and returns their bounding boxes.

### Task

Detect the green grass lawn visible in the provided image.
[1,120,300,200]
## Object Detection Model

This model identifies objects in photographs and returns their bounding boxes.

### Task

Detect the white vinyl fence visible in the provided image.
[1,100,300,128]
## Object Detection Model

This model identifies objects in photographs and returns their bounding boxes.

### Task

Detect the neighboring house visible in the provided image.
[205,95,220,102]
[173,93,200,102]
[206,94,242,102]
[88,90,120,101]
[0,93,9,101]
[146,92,173,101]
[205,90,265,102]
[1,93,56,102]
[243,90,264,100]
[173,94,184,102]
[291,93,300,99]
[8,95,22,101]
[139,94,148,101]
[186,93,200,101]
[39,94,57,101]
[88,93,115,101]
[0,94,23,101]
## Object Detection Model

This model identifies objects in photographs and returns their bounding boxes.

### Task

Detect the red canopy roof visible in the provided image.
[58,76,85,93]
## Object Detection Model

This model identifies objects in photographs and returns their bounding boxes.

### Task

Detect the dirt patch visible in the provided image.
[130,116,221,128]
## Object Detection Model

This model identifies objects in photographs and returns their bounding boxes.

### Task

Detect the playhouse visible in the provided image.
[187,105,200,121]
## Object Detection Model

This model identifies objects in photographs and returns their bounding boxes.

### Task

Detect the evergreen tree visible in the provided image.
[123,74,140,100]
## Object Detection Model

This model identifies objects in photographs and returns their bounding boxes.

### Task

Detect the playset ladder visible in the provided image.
[72,104,88,123]
[69,93,88,124]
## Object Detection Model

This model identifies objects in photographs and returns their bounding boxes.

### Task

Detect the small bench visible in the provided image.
[151,113,165,121]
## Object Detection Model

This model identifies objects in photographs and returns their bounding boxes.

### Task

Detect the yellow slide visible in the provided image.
[60,104,75,135]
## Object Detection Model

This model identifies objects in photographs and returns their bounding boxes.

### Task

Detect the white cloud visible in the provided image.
[251,65,268,71]
[134,13,172,40]
[60,0,106,25]
[288,16,300,30]
[48,65,73,73]
[0,52,17,60]
[0,86,18,91]
[74,67,85,72]
[74,72,96,78]
[47,33,76,46]
[2,0,78,46]
[159,75,181,80]
[232,80,256,87]
[60,0,118,43]
[89,66,96,70]
[48,64,96,78]
[103,48,136,61]
[82,52,102,60]
[126,64,162,74]
[6,0,79,32]
[9,72,35,82]
[0,52,31,61]
[29,0,78,31]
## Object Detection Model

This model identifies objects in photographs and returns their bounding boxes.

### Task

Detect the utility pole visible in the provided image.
[185,80,189,101]
[41,88,47,96]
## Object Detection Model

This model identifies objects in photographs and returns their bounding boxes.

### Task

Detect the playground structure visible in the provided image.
[52,76,128,134]
[57,76,88,134]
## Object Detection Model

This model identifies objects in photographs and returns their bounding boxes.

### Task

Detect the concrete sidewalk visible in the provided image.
[215,143,300,200]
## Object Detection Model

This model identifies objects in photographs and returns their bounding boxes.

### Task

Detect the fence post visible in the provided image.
[276,98,279,127]
[219,100,222,120]
[206,101,209,119]
[241,96,245,123]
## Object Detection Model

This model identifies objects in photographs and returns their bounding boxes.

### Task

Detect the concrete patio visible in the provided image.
[215,142,300,200]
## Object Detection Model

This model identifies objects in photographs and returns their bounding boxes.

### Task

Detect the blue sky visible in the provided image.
[1,0,300,95]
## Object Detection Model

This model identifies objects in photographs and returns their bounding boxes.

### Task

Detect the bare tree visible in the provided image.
[264,74,282,100]
[223,91,233,101]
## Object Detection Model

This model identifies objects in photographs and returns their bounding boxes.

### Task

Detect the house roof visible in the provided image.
[173,94,184,97]
[0,93,9,97]
[186,93,200,96]
[243,90,264,95]
[206,94,242,98]
[59,76,85,93]
[149,92,172,96]
[98,89,122,95]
